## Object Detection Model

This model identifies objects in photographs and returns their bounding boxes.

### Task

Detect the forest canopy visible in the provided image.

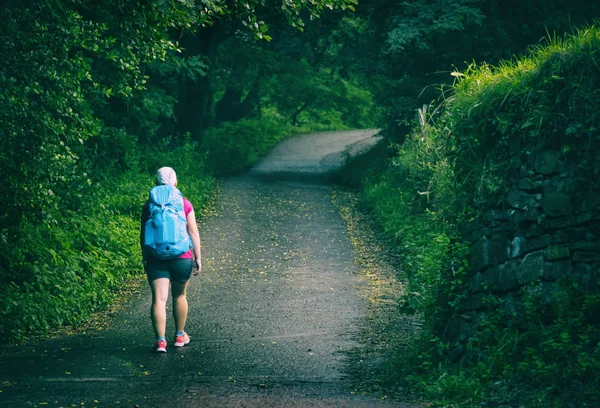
[1,1,600,406]
[0,0,368,340]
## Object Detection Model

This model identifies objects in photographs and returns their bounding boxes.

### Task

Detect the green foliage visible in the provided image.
[0,0,372,342]
[357,0,600,138]
[383,1,485,54]
[447,24,600,202]
[154,0,358,37]
[353,109,462,319]
[0,0,187,230]
[202,116,304,175]
[343,25,600,407]
[398,280,600,407]
[261,58,376,128]
[211,31,378,130]
[362,0,489,134]
[0,139,214,342]
[0,194,141,340]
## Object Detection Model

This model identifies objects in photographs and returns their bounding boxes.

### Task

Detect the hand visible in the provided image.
[192,259,202,276]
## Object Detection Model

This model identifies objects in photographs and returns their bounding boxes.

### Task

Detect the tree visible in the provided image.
[0,0,359,233]
[164,0,359,139]
[350,0,600,139]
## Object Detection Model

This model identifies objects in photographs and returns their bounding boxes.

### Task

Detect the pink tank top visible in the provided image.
[180,198,194,259]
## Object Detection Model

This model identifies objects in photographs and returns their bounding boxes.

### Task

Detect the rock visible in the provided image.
[444,318,462,341]
[470,272,485,293]
[550,228,586,244]
[546,244,570,260]
[544,260,570,281]
[517,251,545,284]
[448,137,600,345]
[523,282,558,315]
[502,293,523,318]
[459,312,479,341]
[470,236,491,272]
[546,216,570,229]
[573,252,600,262]
[570,240,600,251]
[516,207,544,225]
[518,176,545,191]
[469,226,492,243]
[571,263,599,286]
[482,210,510,224]
[497,261,519,292]
[482,267,498,291]
[534,150,561,175]
[522,223,546,237]
[542,192,571,217]
[574,211,593,225]
[506,189,542,210]
[447,344,466,362]
[510,235,524,258]
[464,294,483,310]
[522,234,550,254]
[489,236,509,266]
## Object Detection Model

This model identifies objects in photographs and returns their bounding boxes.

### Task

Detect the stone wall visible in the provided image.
[445,146,600,343]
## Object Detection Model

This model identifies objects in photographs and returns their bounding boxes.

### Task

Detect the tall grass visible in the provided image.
[344,24,600,406]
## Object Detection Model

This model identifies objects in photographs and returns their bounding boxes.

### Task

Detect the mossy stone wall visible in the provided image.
[445,141,600,342]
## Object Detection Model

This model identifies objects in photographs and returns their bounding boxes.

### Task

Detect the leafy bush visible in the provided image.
[447,26,600,203]
[357,115,460,318]
[396,280,600,407]
[0,140,214,342]
[344,25,600,406]
[201,117,292,175]
[201,111,357,176]
[0,202,140,340]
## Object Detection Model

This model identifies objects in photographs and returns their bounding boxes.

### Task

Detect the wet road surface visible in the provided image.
[0,130,420,407]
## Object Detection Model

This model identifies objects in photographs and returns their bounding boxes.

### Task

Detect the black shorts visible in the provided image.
[145,258,193,283]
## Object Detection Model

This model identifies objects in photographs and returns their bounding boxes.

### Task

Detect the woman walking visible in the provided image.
[140,167,202,352]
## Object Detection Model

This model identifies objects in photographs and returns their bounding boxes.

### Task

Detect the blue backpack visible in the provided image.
[143,185,192,260]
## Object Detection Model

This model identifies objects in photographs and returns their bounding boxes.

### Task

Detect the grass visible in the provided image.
[338,24,600,407]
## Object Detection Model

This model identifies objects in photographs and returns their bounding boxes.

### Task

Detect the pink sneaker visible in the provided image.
[155,339,167,353]
[174,332,190,347]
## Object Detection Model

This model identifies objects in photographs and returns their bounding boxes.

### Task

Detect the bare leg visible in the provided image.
[150,278,170,338]
[171,281,189,333]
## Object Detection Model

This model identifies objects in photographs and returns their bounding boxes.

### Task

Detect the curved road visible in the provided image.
[0,129,418,407]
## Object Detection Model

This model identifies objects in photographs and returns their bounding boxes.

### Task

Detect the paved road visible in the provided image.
[0,129,418,407]
[251,129,381,178]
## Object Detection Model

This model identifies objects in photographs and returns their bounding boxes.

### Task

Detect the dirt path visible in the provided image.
[0,130,420,407]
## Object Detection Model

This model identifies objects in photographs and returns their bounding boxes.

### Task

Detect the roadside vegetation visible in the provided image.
[2,0,600,406]
[341,26,600,407]
[0,0,375,342]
